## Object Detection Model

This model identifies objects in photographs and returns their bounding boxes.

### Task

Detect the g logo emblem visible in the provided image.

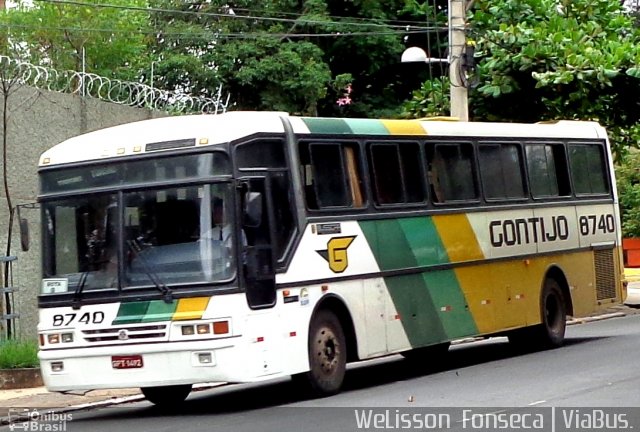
[317,236,356,273]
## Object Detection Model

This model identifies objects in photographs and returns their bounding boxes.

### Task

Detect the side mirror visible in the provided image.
[19,218,29,252]
[17,205,30,252]
[243,192,263,228]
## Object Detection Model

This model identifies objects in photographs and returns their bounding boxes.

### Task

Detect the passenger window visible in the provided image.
[568,143,609,195]
[299,142,365,209]
[479,143,526,200]
[427,143,478,203]
[368,142,424,205]
[526,143,571,198]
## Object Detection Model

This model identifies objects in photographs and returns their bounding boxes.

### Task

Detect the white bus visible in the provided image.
[36,112,625,405]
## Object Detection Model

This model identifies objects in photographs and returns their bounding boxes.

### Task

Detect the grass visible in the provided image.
[0,339,39,369]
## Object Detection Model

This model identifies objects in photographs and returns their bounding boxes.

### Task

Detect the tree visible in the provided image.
[0,0,152,80]
[147,0,427,116]
[403,0,640,160]
[616,151,640,238]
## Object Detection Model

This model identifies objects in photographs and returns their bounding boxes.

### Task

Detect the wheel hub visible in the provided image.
[317,328,340,373]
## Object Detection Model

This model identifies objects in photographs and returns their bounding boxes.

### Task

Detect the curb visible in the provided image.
[1,383,224,425]
[567,312,626,325]
[0,369,43,390]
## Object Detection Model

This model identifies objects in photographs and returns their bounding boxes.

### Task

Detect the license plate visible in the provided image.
[111,355,143,369]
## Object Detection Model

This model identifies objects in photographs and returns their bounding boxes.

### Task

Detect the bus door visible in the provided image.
[239,176,277,309]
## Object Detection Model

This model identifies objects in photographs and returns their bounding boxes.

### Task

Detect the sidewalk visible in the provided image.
[0,387,144,422]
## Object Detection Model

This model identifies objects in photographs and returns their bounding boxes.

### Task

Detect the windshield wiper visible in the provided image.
[127,239,174,304]
[72,271,89,310]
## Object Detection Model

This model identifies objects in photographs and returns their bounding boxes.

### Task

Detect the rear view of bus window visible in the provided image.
[568,144,609,195]
[479,143,526,200]
[428,143,478,203]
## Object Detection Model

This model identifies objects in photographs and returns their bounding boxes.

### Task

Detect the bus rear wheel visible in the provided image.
[141,384,192,407]
[510,278,566,349]
[537,278,567,347]
[294,309,346,396]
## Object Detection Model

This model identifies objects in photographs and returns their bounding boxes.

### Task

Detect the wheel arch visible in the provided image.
[311,294,359,363]
[545,265,574,317]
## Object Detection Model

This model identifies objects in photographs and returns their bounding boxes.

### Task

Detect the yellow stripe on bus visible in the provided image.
[172,297,211,321]
[381,120,426,135]
[432,214,484,262]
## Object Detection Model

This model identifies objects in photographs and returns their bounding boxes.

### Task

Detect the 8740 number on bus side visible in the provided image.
[578,214,615,236]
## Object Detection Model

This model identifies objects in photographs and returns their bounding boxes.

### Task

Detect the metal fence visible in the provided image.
[0,55,230,115]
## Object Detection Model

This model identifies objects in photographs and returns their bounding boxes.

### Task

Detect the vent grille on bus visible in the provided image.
[594,249,616,301]
[145,138,195,152]
[82,324,167,343]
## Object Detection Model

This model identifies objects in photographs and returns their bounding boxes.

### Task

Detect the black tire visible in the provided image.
[294,309,346,396]
[510,278,566,349]
[537,278,567,347]
[400,342,450,365]
[141,384,192,407]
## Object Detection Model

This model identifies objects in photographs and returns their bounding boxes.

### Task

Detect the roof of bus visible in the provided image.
[39,111,608,167]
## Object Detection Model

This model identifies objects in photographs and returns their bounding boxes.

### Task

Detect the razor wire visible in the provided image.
[0,55,231,114]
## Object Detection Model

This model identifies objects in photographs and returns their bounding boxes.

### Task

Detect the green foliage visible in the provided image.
[616,152,640,238]
[401,76,449,117]
[403,0,640,161]
[0,0,152,80]
[0,339,39,369]
[469,0,640,160]
[148,0,423,116]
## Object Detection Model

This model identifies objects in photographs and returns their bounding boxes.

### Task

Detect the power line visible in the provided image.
[0,22,440,39]
[34,0,442,32]
[228,6,445,28]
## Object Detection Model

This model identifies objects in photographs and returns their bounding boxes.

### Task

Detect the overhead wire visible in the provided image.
[0,22,440,39]
[34,0,442,32]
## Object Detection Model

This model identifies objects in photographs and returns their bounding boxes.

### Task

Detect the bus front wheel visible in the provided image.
[294,309,346,396]
[141,384,192,407]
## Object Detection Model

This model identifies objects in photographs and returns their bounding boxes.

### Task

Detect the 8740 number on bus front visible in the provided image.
[52,311,105,327]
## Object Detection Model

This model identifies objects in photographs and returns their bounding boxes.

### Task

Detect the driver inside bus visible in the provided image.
[203,197,246,248]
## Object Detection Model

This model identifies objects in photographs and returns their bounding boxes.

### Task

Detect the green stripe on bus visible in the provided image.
[360,217,479,345]
[385,274,447,346]
[359,219,418,270]
[141,300,179,323]
[343,118,390,135]
[399,217,479,338]
[113,300,179,324]
[423,271,478,339]
[398,217,448,266]
[112,301,151,325]
[301,118,352,134]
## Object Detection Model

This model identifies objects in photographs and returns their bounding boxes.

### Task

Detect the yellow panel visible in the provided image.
[172,297,211,321]
[455,251,601,336]
[380,120,426,135]
[433,214,484,262]
[454,266,496,334]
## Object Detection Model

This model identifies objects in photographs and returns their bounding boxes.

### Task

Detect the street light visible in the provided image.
[400,46,448,64]
[401,0,469,121]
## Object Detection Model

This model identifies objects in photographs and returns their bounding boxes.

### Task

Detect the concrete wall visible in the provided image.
[0,85,166,339]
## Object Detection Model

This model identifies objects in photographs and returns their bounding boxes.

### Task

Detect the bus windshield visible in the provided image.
[41,183,236,295]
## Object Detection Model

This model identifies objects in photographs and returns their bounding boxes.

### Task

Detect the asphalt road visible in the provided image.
[5,314,640,432]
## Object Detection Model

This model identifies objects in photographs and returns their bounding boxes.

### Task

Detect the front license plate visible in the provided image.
[111,355,143,369]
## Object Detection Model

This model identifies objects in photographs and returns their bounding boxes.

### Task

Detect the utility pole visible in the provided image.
[448,0,469,121]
